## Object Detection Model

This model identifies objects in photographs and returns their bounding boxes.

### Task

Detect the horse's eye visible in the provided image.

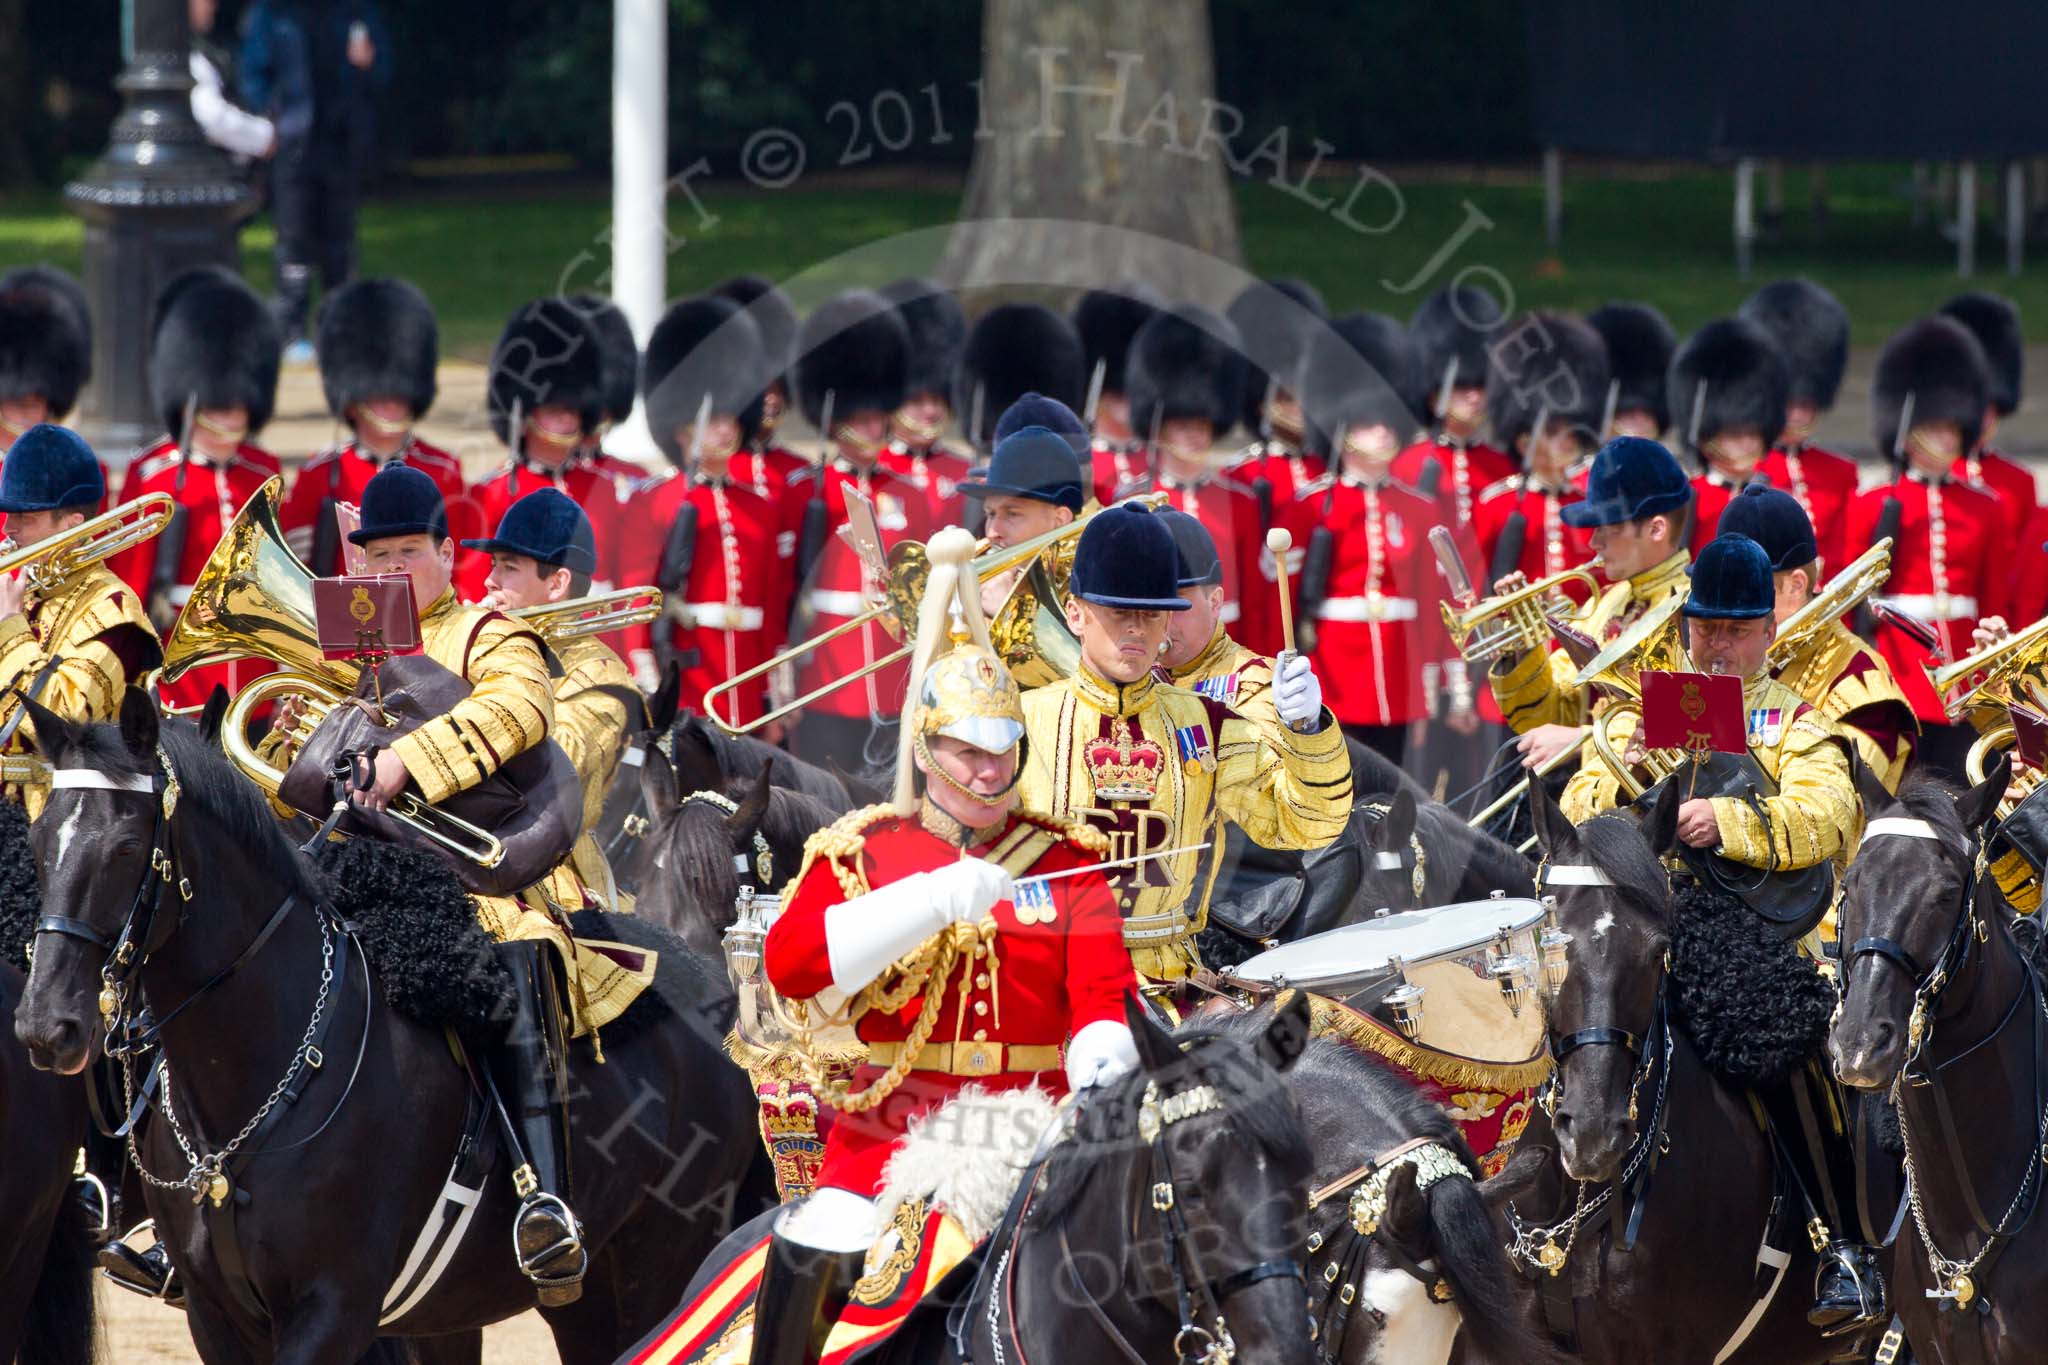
[112,837,142,858]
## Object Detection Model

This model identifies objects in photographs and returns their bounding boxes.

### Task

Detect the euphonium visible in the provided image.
[512,587,663,645]
[1769,537,1893,668]
[0,492,175,600]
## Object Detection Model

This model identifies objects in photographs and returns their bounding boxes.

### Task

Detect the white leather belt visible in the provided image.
[1315,594,1419,623]
[681,602,764,630]
[806,588,869,618]
[1874,593,1978,623]
[168,584,194,608]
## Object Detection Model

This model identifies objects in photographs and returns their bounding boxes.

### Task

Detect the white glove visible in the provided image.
[628,648,660,695]
[1273,650,1325,730]
[823,859,1011,994]
[1065,1019,1139,1092]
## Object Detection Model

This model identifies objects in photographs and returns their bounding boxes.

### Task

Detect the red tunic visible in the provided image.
[877,439,972,527]
[1963,449,2038,541]
[1089,440,1147,507]
[279,437,471,576]
[610,470,790,723]
[1848,475,2007,723]
[765,811,1134,1196]
[1117,466,1277,655]
[1758,444,1859,573]
[1391,438,1515,531]
[460,454,634,602]
[1687,471,1762,553]
[111,439,280,710]
[1286,473,1453,726]
[789,461,935,722]
[1226,440,1327,517]
[2012,505,2048,628]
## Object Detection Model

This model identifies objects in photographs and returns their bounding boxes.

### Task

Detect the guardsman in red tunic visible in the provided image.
[877,280,971,525]
[0,265,103,493]
[1671,316,1791,550]
[786,290,936,773]
[1849,317,2005,779]
[1392,283,1514,523]
[711,275,810,511]
[1290,312,1458,765]
[1939,291,2038,540]
[953,303,1089,453]
[112,268,281,711]
[1588,301,1677,442]
[620,294,791,716]
[753,532,1136,1365]
[1074,285,1160,504]
[1742,279,1861,574]
[1474,313,1608,596]
[568,292,658,490]
[465,298,628,603]
[281,278,469,577]
[1224,277,1330,518]
[1110,305,1276,655]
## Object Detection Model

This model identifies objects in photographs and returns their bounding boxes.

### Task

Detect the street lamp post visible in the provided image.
[66,0,254,459]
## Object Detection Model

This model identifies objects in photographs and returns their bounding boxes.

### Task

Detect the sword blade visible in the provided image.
[1013,841,1215,890]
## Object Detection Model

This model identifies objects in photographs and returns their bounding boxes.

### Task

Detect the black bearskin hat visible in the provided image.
[710,275,799,441]
[1410,282,1505,394]
[568,293,641,426]
[954,304,1086,447]
[1299,312,1421,454]
[487,297,607,445]
[1226,277,1328,431]
[1586,301,1675,434]
[793,289,910,425]
[149,267,280,437]
[879,279,966,404]
[1738,278,1849,410]
[1872,317,1990,459]
[642,294,767,466]
[1126,305,1246,437]
[315,277,439,421]
[1939,292,2022,417]
[1668,318,1790,451]
[0,265,90,419]
[1486,313,1611,456]
[1073,285,1161,397]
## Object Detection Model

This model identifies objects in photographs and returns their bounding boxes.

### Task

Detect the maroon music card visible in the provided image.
[2012,704,2048,772]
[313,575,421,660]
[1640,669,1747,755]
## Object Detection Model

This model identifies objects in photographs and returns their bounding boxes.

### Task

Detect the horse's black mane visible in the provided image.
[1287,1032,1477,1168]
[676,716,854,814]
[1895,768,1967,844]
[664,778,839,871]
[144,722,327,907]
[1416,802,1537,897]
[1568,813,1674,923]
[1033,1011,1313,1224]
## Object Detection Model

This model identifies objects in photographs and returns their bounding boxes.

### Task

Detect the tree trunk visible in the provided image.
[939,0,1243,299]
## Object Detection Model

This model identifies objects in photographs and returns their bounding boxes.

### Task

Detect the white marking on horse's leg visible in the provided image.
[1362,1265,1460,1365]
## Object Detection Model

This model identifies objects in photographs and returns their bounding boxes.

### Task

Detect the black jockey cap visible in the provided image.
[957,426,1084,512]
[0,423,104,512]
[1683,533,1774,620]
[993,391,1089,458]
[1157,507,1223,588]
[1069,504,1191,612]
[1560,436,1693,529]
[349,464,448,545]
[1715,484,1818,571]
[462,487,597,577]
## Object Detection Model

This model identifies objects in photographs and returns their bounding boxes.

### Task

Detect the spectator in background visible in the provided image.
[190,0,275,161]
[241,0,391,365]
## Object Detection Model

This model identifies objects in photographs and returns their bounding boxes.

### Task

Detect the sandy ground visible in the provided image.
[100,1287,561,1361]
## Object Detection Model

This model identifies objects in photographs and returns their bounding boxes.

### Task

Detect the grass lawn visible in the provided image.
[1,162,2037,360]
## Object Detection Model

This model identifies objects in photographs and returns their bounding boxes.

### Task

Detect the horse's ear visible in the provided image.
[1375,787,1418,848]
[671,714,725,798]
[1377,1162,1435,1267]
[1852,749,1895,820]
[648,665,682,737]
[1258,991,1312,1072]
[118,686,159,757]
[639,745,680,825]
[1528,769,1575,857]
[1958,752,2012,834]
[20,692,79,761]
[726,765,771,840]
[1125,993,1180,1074]
[1641,777,1683,860]
[198,685,231,746]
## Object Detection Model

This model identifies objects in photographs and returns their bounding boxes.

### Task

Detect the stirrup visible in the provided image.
[72,1170,113,1236]
[513,1193,587,1307]
[1811,1244,1885,1335]
[98,1220,183,1307]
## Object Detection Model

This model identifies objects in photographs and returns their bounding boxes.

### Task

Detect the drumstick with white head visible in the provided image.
[1267,525,1314,734]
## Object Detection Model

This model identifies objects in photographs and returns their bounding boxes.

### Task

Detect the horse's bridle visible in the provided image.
[1055,1072,1305,1365]
[656,788,774,886]
[1842,816,1987,1069]
[1362,799,1428,907]
[1300,1135,1469,1350]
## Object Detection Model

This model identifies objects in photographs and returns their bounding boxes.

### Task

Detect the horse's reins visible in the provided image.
[1848,815,2048,1313]
[1299,1135,1469,1356]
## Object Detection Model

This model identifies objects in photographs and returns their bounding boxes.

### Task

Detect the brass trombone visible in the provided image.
[0,492,175,596]
[1442,567,1602,665]
[513,587,663,645]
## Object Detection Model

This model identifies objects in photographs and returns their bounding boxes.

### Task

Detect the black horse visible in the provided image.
[1501,777,1859,1365]
[1356,784,1537,913]
[628,995,1322,1364]
[1830,762,2045,1363]
[13,690,769,1364]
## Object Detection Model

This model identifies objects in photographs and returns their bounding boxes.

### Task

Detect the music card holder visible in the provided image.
[1641,669,1746,797]
[330,501,370,576]
[839,487,889,605]
[312,574,421,719]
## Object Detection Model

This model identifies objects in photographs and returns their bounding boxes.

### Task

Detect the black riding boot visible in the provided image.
[490,940,586,1306]
[98,1222,183,1306]
[746,1234,864,1365]
[1758,1067,1886,1331]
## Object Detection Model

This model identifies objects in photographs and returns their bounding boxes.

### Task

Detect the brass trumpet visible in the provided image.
[0,492,175,596]
[1442,568,1602,665]
[512,587,663,645]
[1928,611,2048,720]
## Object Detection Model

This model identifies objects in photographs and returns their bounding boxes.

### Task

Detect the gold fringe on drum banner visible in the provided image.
[1308,993,1553,1093]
